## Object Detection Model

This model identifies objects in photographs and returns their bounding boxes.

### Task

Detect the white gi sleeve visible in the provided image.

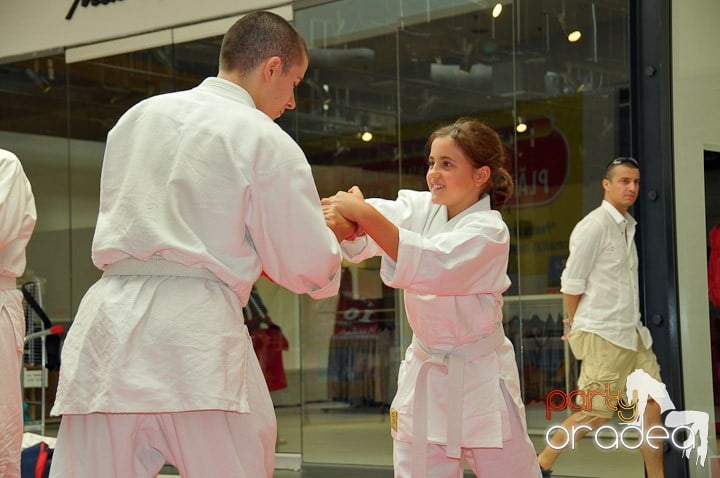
[0,151,37,278]
[381,213,510,295]
[247,157,342,300]
[560,217,604,295]
[341,193,415,263]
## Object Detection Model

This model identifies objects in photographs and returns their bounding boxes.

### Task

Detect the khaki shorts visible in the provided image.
[567,331,662,419]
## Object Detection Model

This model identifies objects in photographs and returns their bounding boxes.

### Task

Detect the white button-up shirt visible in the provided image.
[561,200,652,350]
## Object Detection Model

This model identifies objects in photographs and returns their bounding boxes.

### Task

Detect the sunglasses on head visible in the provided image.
[609,156,639,167]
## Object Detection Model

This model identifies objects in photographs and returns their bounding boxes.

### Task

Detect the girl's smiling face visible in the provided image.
[426,136,490,219]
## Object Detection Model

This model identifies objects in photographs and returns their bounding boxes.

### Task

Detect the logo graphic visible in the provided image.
[544,369,709,467]
[625,369,709,467]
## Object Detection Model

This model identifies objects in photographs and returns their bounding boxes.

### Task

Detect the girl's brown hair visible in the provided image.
[424,117,514,211]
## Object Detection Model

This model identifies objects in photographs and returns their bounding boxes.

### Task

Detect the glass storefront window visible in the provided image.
[1,1,646,475]
[1,55,71,322]
[294,0,640,475]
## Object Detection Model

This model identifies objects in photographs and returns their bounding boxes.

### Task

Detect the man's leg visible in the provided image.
[49,413,168,478]
[633,342,665,478]
[158,407,276,478]
[538,412,609,472]
[539,331,618,474]
[156,351,277,478]
[639,399,664,478]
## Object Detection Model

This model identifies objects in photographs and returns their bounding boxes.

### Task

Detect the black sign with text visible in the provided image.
[66,0,124,20]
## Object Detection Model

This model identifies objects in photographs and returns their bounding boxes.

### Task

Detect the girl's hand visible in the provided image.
[347,185,364,200]
[321,186,366,222]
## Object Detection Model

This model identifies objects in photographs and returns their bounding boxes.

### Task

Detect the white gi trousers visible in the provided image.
[393,382,541,478]
[50,260,277,477]
[49,344,275,478]
[392,328,541,478]
[0,285,25,478]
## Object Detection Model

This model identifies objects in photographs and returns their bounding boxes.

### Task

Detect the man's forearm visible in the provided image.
[563,293,582,320]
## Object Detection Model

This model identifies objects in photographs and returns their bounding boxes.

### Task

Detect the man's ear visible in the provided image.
[601,178,610,191]
[262,56,282,81]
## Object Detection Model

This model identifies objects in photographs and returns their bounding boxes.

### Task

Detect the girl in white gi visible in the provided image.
[0,149,37,477]
[323,118,541,477]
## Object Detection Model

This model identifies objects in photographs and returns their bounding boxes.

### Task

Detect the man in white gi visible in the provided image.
[0,149,37,477]
[50,11,348,478]
[537,157,665,477]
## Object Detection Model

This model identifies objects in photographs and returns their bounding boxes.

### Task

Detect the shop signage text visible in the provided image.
[66,0,124,21]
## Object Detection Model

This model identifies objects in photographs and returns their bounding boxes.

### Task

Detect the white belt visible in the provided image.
[411,324,505,478]
[103,257,221,283]
[0,277,17,290]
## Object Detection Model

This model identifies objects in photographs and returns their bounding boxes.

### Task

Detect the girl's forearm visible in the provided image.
[356,202,399,261]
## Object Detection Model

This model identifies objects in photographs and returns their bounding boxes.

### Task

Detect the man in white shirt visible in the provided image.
[0,149,37,477]
[50,11,351,478]
[537,157,664,478]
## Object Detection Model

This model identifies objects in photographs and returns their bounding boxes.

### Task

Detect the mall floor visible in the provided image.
[40,405,645,478]
[161,403,644,478]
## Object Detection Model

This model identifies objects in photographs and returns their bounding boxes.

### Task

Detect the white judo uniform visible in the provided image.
[342,190,540,478]
[0,149,37,478]
[50,78,342,477]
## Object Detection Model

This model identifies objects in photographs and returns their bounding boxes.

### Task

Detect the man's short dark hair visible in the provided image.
[219,11,308,74]
[605,157,639,180]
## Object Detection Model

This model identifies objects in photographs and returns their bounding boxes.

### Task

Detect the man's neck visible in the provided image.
[604,198,628,216]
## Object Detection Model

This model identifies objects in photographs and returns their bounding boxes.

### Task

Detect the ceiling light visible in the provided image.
[567,30,582,42]
[516,117,528,133]
[321,84,331,110]
[359,126,373,142]
[492,4,503,18]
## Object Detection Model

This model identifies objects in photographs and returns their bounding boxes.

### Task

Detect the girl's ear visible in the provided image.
[475,165,491,187]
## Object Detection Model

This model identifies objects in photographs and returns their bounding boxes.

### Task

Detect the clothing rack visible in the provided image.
[502,294,576,402]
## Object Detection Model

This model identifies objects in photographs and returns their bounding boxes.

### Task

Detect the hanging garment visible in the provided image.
[709,226,720,307]
[244,288,289,392]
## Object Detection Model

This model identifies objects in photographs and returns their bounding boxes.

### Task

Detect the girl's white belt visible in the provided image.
[410,324,506,478]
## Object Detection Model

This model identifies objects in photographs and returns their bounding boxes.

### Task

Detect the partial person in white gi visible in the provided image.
[323,118,541,478]
[50,11,350,478]
[537,157,664,478]
[0,149,37,478]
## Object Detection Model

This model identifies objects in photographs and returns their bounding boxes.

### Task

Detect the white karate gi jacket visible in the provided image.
[0,149,36,476]
[342,190,525,448]
[0,149,36,282]
[52,78,342,416]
